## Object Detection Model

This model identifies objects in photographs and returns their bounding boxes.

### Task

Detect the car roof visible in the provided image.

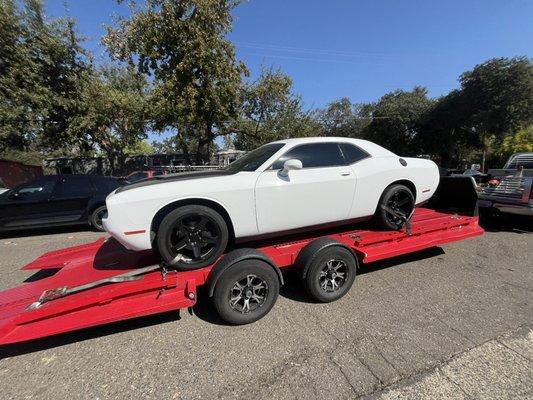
[271,137,397,157]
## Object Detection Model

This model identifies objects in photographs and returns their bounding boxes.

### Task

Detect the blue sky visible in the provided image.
[46,0,533,141]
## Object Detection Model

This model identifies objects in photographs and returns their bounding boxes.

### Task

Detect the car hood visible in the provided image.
[115,169,237,193]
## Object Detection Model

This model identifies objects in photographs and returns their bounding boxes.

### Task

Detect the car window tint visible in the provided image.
[56,176,93,197]
[225,143,285,172]
[271,143,345,169]
[339,143,370,164]
[16,179,56,197]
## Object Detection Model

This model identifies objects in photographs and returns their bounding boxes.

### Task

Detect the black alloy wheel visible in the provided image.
[375,184,415,230]
[157,205,229,270]
[303,246,357,303]
[213,259,280,324]
[385,187,415,228]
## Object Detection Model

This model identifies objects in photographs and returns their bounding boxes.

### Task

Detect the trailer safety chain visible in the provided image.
[26,264,162,311]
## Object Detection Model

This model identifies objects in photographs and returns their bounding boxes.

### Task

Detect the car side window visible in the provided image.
[55,176,94,198]
[339,143,370,164]
[15,179,56,198]
[271,143,345,170]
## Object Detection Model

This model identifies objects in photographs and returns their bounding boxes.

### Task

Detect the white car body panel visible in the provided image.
[103,137,440,251]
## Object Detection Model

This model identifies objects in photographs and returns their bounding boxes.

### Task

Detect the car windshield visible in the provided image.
[224,143,285,172]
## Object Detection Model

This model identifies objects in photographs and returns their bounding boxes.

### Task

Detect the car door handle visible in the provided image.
[341,172,351,176]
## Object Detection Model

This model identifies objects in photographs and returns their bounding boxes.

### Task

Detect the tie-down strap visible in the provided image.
[27,264,162,310]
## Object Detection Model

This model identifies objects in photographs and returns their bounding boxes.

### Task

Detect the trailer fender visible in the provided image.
[295,237,359,280]
[206,248,283,297]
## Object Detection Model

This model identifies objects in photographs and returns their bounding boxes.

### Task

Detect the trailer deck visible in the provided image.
[0,205,483,346]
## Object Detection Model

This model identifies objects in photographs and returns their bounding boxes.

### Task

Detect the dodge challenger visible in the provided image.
[103,137,439,270]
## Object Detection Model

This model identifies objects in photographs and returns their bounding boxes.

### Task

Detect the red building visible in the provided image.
[0,159,43,188]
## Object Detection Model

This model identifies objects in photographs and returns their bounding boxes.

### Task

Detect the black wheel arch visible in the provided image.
[206,248,284,297]
[386,180,417,202]
[151,198,236,245]
[294,237,359,280]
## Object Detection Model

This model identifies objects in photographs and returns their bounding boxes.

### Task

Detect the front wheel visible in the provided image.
[156,205,229,270]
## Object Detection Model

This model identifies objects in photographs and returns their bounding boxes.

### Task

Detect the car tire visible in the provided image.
[375,184,415,230]
[303,246,357,303]
[213,260,279,325]
[90,205,108,232]
[157,205,229,271]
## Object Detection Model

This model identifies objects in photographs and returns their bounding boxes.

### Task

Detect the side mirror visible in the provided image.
[279,159,303,177]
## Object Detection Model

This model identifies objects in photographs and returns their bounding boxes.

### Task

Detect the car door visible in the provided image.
[48,175,95,224]
[254,142,356,234]
[0,177,58,229]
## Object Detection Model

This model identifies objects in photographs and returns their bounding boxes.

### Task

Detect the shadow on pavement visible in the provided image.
[479,213,532,233]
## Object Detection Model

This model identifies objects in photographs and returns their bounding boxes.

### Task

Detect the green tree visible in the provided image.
[317,98,372,138]
[459,57,533,169]
[364,87,434,156]
[0,0,89,153]
[125,140,155,156]
[104,0,247,164]
[501,125,533,156]
[232,68,319,150]
[69,65,151,173]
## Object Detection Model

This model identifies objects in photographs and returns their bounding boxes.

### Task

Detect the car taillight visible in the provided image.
[488,179,500,187]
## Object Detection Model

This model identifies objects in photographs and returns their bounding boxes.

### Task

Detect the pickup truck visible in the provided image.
[478,153,533,217]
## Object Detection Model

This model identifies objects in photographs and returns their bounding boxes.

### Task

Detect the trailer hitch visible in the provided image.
[27,264,162,310]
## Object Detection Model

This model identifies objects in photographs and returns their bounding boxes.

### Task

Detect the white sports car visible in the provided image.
[103,137,439,270]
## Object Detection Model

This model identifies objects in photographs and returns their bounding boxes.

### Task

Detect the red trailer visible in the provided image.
[0,177,483,345]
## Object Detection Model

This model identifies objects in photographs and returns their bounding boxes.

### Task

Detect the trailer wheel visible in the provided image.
[213,259,279,325]
[304,246,357,303]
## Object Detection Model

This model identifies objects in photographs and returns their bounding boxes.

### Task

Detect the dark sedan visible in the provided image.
[0,174,121,232]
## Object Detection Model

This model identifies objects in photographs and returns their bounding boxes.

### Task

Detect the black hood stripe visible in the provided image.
[116,170,237,193]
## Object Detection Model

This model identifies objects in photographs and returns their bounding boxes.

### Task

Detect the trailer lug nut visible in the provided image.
[188,292,195,300]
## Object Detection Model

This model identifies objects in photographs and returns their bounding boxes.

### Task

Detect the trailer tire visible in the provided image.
[304,246,357,303]
[213,259,279,325]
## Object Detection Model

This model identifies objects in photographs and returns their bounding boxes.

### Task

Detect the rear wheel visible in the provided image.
[213,260,279,325]
[156,205,229,270]
[90,205,107,232]
[375,184,415,230]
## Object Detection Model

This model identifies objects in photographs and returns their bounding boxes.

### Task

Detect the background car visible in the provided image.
[125,170,169,183]
[104,137,439,270]
[0,174,122,232]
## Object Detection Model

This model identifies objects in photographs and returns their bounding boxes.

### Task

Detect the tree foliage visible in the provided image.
[0,0,88,152]
[104,0,247,163]
[317,98,371,138]
[232,68,319,150]
[68,65,151,173]
[364,87,434,156]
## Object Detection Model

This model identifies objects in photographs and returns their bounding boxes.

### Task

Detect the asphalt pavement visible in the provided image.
[0,218,531,399]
